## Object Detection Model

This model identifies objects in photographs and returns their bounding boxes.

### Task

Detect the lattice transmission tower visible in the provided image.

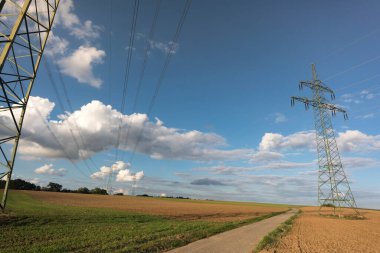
[291,64,358,215]
[0,0,60,210]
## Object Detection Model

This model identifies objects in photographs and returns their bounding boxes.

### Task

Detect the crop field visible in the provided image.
[0,191,288,252]
[261,206,380,253]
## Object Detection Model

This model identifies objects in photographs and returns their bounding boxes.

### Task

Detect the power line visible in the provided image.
[53,62,99,171]
[43,58,96,175]
[107,0,113,105]
[108,0,140,193]
[323,54,380,82]
[129,0,192,164]
[5,54,91,182]
[114,0,140,160]
[31,105,90,179]
[121,0,162,162]
[335,74,380,92]
[316,27,380,64]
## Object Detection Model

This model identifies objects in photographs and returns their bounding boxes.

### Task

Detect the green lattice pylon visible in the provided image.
[291,64,358,215]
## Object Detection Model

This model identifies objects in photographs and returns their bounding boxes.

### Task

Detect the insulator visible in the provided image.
[331,93,335,100]
[299,83,303,91]
[305,103,309,110]
[291,99,294,106]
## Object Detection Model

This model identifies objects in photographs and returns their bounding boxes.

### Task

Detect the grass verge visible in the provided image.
[1,191,286,253]
[253,209,301,253]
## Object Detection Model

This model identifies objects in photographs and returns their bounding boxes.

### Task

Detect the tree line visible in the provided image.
[0,179,108,195]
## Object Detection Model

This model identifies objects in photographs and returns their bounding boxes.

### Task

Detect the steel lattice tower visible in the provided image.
[291,64,358,214]
[0,0,60,210]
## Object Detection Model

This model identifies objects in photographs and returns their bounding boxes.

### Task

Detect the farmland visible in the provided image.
[0,190,288,252]
[260,206,380,253]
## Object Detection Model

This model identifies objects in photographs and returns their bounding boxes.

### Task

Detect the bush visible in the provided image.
[90,188,107,195]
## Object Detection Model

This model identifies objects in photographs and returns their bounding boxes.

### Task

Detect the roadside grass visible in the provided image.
[1,191,286,253]
[253,209,301,253]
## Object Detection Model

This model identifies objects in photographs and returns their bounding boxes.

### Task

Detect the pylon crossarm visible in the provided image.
[291,96,348,119]
[299,80,335,99]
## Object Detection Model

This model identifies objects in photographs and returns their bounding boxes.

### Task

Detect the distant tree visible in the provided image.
[61,188,74,193]
[114,193,123,196]
[46,182,62,192]
[77,187,90,194]
[90,187,107,195]
[0,179,36,190]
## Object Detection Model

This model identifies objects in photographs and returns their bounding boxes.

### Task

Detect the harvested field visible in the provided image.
[23,190,288,222]
[261,206,380,253]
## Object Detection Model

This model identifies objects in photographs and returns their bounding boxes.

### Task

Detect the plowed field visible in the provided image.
[24,191,288,221]
[261,206,380,253]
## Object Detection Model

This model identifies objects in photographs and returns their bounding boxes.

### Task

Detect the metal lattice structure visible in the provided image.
[291,64,358,214]
[0,0,60,210]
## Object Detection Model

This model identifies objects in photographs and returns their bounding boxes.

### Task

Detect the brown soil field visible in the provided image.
[21,191,288,222]
[261,206,380,253]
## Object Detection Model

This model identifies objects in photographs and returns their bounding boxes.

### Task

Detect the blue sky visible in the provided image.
[5,0,380,208]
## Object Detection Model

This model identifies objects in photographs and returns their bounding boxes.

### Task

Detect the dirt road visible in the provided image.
[166,209,297,253]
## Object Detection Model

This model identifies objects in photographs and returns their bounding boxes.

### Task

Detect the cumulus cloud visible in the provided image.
[91,161,130,180]
[258,131,315,152]
[70,20,101,40]
[0,96,251,161]
[91,161,144,183]
[35,164,67,177]
[57,46,106,88]
[257,129,380,155]
[55,0,100,41]
[190,178,225,186]
[116,170,144,182]
[338,130,380,152]
[45,32,69,57]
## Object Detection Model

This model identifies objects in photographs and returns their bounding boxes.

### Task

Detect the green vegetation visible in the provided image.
[254,210,301,253]
[1,191,286,253]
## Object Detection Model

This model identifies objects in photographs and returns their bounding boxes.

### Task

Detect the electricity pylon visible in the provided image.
[0,0,60,210]
[291,64,358,215]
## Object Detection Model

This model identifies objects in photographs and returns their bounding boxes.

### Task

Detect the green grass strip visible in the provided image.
[253,209,301,253]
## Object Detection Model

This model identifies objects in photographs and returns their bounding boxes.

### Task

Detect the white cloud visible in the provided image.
[91,161,144,183]
[257,130,380,154]
[70,20,101,40]
[57,46,106,88]
[338,130,380,152]
[91,161,130,180]
[45,32,69,57]
[35,164,67,177]
[2,96,252,162]
[342,157,380,169]
[250,151,284,163]
[258,131,315,152]
[116,170,144,182]
[274,113,287,123]
[55,0,100,41]
[356,113,375,119]
[149,40,179,54]
[195,161,314,174]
